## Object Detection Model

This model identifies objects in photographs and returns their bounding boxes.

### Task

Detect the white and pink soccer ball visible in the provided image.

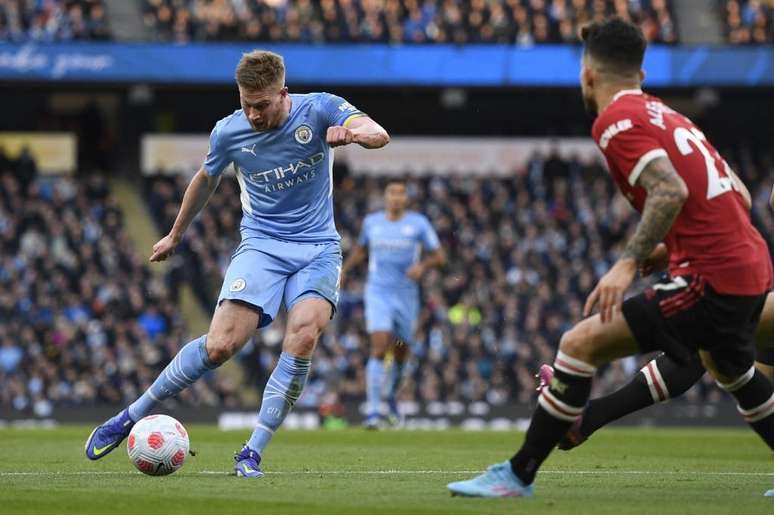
[127,414,189,476]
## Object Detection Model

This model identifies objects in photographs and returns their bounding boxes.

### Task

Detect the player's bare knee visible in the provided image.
[370,335,389,358]
[559,323,595,364]
[393,342,409,362]
[286,319,322,356]
[207,327,247,364]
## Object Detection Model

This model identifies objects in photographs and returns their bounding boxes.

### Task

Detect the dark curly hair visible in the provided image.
[580,17,646,76]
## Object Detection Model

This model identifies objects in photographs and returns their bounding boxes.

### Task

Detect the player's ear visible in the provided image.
[581,64,593,89]
[279,86,288,98]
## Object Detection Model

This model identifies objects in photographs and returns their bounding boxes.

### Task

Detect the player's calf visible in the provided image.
[706,352,774,450]
[510,343,597,484]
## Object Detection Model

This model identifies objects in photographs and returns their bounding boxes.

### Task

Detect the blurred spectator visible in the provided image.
[0,165,237,413]
[725,0,772,44]
[0,0,111,42]
[144,145,772,408]
[140,0,677,45]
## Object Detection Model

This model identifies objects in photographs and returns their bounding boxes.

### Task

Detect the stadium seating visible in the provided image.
[143,145,773,408]
[724,0,773,44]
[139,0,677,44]
[0,0,110,41]
[0,0,686,45]
[3,142,771,412]
[0,167,237,414]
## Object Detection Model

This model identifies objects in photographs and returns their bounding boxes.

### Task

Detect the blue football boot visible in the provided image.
[84,409,135,460]
[234,445,264,478]
[447,461,534,498]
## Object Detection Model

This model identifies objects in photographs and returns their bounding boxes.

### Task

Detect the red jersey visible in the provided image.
[591,89,772,296]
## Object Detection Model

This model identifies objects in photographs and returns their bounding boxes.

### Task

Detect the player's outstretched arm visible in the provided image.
[340,244,368,289]
[327,116,389,149]
[585,157,687,322]
[406,248,446,281]
[150,167,221,262]
[623,157,688,265]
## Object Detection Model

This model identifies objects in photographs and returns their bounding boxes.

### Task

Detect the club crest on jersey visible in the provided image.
[295,125,313,144]
[229,278,247,292]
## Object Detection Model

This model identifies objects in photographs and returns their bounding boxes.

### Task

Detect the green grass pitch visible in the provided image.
[0,425,772,514]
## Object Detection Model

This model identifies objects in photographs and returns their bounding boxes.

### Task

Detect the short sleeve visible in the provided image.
[420,216,441,251]
[596,117,667,187]
[357,216,370,246]
[319,93,366,128]
[203,124,230,177]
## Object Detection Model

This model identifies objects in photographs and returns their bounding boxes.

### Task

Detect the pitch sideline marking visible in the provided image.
[1,469,772,477]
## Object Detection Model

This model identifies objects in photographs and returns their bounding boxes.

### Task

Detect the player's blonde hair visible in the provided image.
[235,50,285,92]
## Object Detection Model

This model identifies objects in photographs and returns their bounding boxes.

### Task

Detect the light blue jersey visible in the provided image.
[359,210,440,343]
[209,92,364,327]
[359,210,440,292]
[204,92,364,243]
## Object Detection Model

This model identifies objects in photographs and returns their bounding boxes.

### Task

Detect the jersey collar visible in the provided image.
[612,88,643,103]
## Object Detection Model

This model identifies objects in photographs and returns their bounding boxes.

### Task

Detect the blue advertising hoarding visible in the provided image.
[0,42,772,87]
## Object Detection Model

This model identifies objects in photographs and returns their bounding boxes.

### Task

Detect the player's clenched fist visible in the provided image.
[150,233,181,262]
[327,126,355,147]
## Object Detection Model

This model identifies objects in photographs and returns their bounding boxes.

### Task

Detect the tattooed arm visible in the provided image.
[585,156,688,322]
[622,157,689,265]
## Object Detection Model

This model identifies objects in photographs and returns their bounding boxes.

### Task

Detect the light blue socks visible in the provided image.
[366,357,385,417]
[247,352,312,453]
[128,335,218,421]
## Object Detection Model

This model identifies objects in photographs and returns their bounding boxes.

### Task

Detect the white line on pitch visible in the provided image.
[1,470,772,477]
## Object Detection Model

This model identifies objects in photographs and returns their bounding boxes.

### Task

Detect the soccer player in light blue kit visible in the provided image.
[84,50,389,477]
[340,179,445,428]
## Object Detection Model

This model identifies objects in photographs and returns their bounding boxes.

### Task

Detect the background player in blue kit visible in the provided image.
[340,179,445,428]
[84,50,389,477]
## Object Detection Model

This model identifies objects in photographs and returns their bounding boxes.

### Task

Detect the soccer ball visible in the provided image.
[127,414,189,476]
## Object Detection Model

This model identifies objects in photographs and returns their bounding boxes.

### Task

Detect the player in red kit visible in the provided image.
[448,17,774,499]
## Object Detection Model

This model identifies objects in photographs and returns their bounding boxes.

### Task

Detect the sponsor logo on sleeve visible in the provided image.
[229,278,247,292]
[337,101,358,113]
[599,119,633,149]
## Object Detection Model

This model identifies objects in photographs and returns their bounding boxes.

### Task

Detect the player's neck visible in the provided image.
[596,82,642,114]
[278,95,292,126]
[386,209,405,221]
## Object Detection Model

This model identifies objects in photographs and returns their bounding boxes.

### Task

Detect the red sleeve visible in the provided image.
[593,112,667,187]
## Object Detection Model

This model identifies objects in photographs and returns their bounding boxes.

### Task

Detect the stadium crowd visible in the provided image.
[0,0,110,41]
[0,162,238,414]
[724,0,774,44]
[4,145,772,414]
[144,147,774,409]
[141,0,676,44]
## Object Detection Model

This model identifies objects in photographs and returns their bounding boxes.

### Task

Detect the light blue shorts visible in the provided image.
[218,235,341,328]
[364,285,420,345]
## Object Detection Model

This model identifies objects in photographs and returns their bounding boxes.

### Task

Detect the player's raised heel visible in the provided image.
[447,461,534,498]
[84,409,135,461]
[234,445,264,478]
